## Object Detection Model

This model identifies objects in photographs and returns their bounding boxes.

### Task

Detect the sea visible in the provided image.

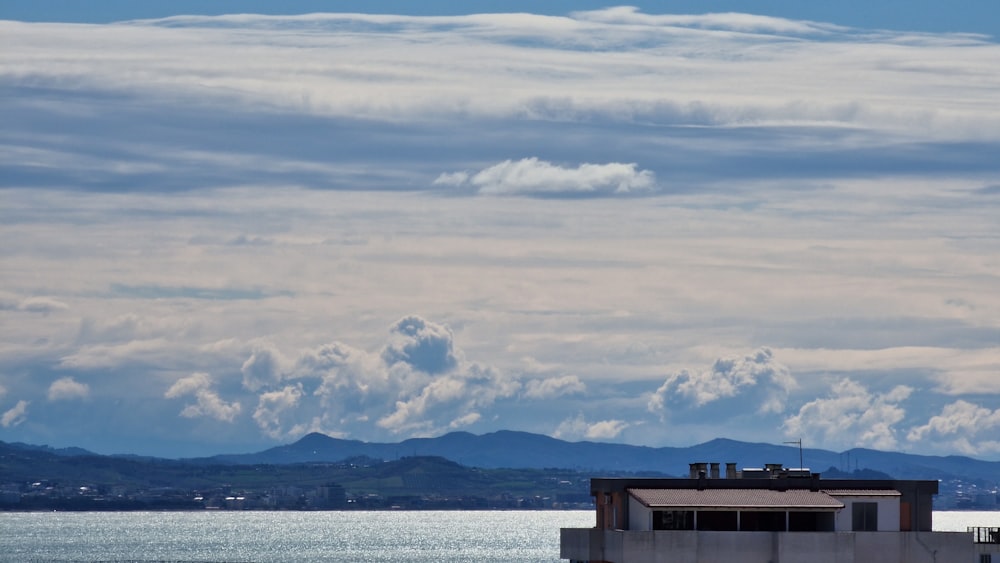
[0,510,995,562]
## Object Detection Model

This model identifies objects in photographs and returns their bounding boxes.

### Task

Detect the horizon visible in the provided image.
[2,2,999,460]
[9,428,1000,466]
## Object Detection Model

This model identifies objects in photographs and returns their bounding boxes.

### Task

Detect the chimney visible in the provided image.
[710,463,720,479]
[726,463,738,479]
[689,462,708,479]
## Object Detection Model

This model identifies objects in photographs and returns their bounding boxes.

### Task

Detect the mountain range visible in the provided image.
[196,431,999,485]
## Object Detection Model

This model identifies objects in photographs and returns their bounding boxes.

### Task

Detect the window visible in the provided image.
[654,510,694,530]
[852,502,878,531]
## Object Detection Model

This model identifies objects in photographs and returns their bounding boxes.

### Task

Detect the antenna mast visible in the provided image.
[784,438,803,470]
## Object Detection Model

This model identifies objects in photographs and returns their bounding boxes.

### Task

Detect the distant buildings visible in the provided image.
[561,461,1000,563]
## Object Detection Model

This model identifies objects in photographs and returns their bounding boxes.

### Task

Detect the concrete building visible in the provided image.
[561,462,1000,563]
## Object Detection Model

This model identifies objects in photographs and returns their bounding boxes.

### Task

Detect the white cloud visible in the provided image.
[164,372,241,422]
[2,9,1000,458]
[435,158,656,196]
[165,372,212,398]
[649,348,795,415]
[1,400,29,428]
[381,316,459,374]
[783,379,912,450]
[47,376,90,401]
[253,384,304,439]
[907,400,1000,455]
[449,411,482,429]
[241,343,287,391]
[553,413,629,441]
[523,374,586,399]
[572,7,845,35]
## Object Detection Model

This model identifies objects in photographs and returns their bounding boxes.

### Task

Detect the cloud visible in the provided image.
[907,400,1000,456]
[435,158,656,197]
[572,7,845,35]
[1,400,29,428]
[523,374,586,399]
[230,316,523,439]
[164,372,241,422]
[783,379,913,450]
[2,9,1000,459]
[17,297,69,314]
[47,376,90,401]
[376,363,520,436]
[253,384,304,439]
[649,348,796,415]
[241,343,287,391]
[381,316,459,374]
[553,413,630,441]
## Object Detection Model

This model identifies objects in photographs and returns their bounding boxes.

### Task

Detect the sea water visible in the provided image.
[0,510,593,562]
[0,510,995,562]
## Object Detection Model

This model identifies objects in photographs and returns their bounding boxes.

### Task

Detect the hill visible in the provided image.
[199,431,1000,486]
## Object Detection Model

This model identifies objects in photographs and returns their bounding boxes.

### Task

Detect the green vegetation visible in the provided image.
[0,443,614,510]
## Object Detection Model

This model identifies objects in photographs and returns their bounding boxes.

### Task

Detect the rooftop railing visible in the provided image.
[969,527,1000,544]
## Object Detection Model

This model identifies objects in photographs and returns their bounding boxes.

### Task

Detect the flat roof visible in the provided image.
[629,488,845,511]
[823,489,901,497]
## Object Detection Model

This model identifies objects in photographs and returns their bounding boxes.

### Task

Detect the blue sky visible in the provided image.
[1,3,999,459]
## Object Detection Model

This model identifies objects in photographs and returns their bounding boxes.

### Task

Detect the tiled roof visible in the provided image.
[823,489,901,497]
[628,488,845,510]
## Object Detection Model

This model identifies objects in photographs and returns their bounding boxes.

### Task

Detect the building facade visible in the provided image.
[561,462,995,563]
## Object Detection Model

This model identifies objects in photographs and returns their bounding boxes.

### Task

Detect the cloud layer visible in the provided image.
[1,8,998,459]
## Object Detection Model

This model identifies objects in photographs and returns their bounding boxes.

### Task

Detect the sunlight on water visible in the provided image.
[4,510,994,561]
[0,510,595,562]
[933,510,999,532]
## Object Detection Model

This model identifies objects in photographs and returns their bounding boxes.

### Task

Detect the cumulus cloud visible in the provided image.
[649,348,795,415]
[907,400,1000,455]
[241,343,287,391]
[1,400,29,428]
[783,379,912,450]
[435,158,656,197]
[232,316,523,439]
[253,384,304,439]
[522,374,586,399]
[377,363,520,435]
[164,372,241,422]
[47,376,90,401]
[381,316,459,374]
[553,413,630,441]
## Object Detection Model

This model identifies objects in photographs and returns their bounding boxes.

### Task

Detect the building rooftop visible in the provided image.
[628,488,845,510]
[823,489,901,497]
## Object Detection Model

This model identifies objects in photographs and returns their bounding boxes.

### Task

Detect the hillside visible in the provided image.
[200,431,1000,485]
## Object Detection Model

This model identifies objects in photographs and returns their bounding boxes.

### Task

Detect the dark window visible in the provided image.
[697,511,738,531]
[979,554,991,563]
[852,502,878,531]
[789,511,835,532]
[741,511,786,531]
[654,510,694,530]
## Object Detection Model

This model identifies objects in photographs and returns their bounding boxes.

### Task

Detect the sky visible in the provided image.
[1,2,999,460]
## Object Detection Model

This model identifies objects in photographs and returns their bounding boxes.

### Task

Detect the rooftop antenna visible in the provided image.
[784,438,803,470]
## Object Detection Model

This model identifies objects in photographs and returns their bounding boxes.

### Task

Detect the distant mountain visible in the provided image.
[5,442,96,457]
[200,431,1000,485]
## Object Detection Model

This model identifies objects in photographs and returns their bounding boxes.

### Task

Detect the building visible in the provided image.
[561,462,1000,563]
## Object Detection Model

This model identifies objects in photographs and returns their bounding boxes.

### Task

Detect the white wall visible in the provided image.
[629,498,653,531]
[831,496,901,531]
[560,529,974,563]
